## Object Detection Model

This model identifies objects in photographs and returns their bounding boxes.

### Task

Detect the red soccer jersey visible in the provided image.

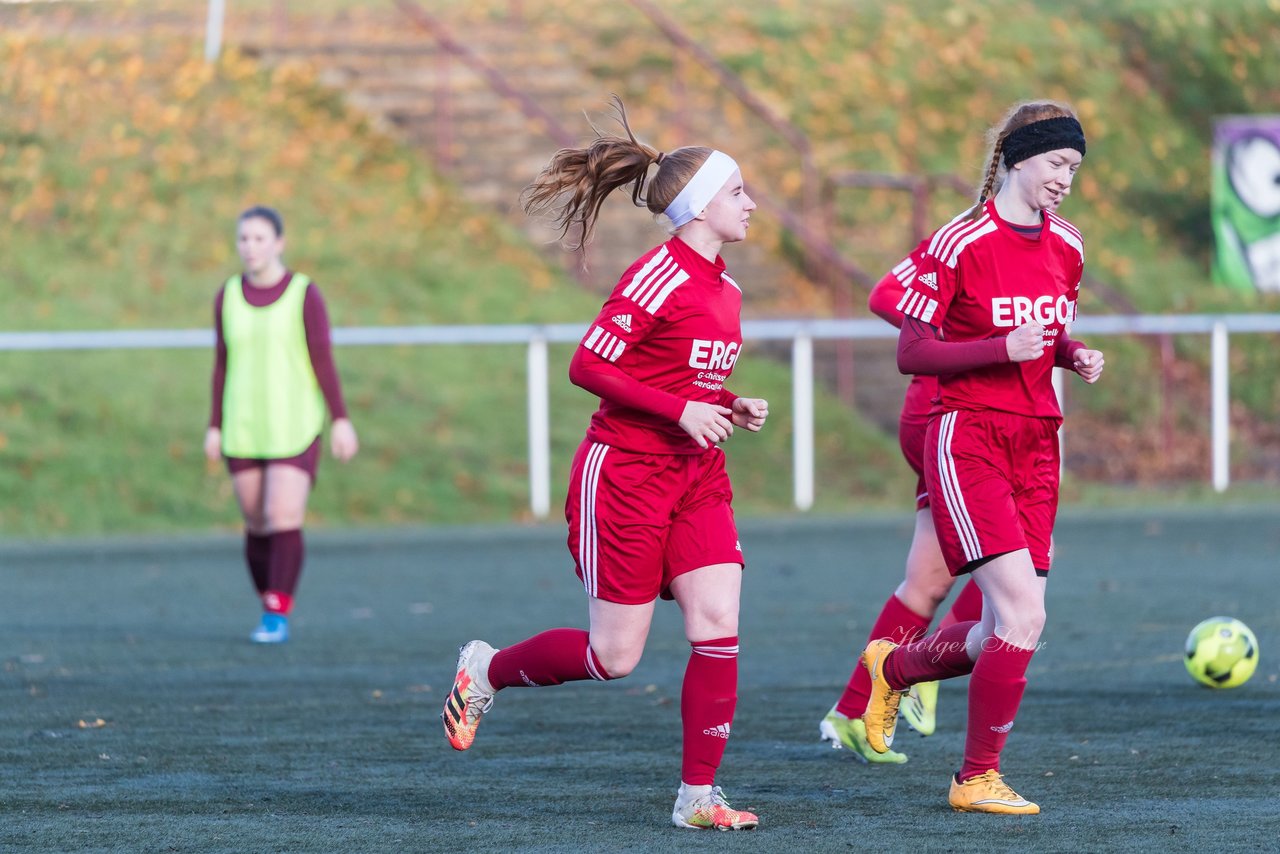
[896,200,1084,419]
[869,238,939,421]
[576,236,742,455]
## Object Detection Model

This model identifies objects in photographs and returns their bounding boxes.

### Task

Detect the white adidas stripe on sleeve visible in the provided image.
[582,326,627,363]
[895,288,939,324]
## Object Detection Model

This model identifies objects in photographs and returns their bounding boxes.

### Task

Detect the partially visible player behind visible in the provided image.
[440,98,768,831]
[860,100,1103,814]
[204,206,359,644]
[819,237,984,763]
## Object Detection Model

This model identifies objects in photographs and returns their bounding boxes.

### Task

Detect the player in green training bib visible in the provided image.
[204,206,358,643]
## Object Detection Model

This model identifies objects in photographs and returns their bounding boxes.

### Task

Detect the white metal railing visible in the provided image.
[2,314,1277,516]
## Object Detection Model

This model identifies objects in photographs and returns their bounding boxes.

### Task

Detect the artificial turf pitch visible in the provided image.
[3,508,1278,852]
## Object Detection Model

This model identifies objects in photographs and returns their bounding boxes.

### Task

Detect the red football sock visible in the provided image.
[835,595,930,718]
[681,636,739,786]
[261,590,293,615]
[267,529,304,600]
[487,628,613,690]
[960,639,1035,781]
[244,531,271,595]
[939,579,984,629]
[884,621,979,689]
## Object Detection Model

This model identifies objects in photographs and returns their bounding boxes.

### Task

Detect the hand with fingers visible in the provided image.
[204,427,222,462]
[330,417,360,462]
[729,397,769,432]
[1005,323,1047,362]
[1072,348,1105,384]
[679,401,735,448]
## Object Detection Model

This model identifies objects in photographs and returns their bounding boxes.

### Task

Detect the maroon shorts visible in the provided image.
[225,435,321,483]
[923,410,1059,576]
[565,439,744,605]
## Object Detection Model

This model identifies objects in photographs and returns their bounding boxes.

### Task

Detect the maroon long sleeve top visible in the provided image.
[897,315,1086,376]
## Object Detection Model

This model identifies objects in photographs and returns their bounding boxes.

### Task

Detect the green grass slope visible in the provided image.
[445,0,1280,477]
[0,34,904,537]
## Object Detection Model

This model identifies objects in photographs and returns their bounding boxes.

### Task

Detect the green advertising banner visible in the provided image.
[1212,115,1280,293]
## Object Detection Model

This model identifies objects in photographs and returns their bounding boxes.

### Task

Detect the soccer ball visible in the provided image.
[1184,617,1259,689]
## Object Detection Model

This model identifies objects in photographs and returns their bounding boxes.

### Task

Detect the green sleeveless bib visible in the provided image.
[220,273,326,458]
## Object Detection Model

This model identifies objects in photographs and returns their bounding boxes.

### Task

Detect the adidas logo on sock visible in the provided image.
[703,722,731,739]
[611,313,633,333]
[917,272,938,290]
[990,720,1015,733]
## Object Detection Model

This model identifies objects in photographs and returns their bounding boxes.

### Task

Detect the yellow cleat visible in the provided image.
[949,770,1040,815]
[672,785,759,831]
[819,708,908,764]
[860,639,906,753]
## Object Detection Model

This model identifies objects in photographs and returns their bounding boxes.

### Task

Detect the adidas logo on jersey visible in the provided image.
[703,722,732,739]
[916,272,939,290]
[611,313,633,333]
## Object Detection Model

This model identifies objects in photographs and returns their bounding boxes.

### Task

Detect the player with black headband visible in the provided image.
[820,184,1071,761]
[858,101,1105,814]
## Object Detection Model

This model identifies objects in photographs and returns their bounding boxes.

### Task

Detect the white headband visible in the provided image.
[662,150,739,228]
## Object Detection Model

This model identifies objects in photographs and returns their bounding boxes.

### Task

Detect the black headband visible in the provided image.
[1002,116,1086,168]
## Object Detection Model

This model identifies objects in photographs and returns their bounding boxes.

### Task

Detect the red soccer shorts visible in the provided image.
[565,439,744,605]
[923,409,1060,576]
[899,409,930,511]
[899,376,937,511]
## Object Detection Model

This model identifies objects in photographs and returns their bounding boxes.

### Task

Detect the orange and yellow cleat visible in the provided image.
[441,640,497,751]
[672,785,759,831]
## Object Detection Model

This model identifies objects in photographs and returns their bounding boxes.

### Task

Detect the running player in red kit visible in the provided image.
[859,101,1104,814]
[821,184,1071,761]
[441,99,767,831]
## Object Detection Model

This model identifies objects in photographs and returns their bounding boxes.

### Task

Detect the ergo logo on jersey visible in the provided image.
[991,295,1077,328]
[689,339,740,371]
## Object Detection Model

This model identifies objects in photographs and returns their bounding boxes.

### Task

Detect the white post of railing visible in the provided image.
[792,332,815,511]
[1052,368,1066,479]
[1211,321,1230,492]
[205,0,226,63]
[527,334,551,519]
